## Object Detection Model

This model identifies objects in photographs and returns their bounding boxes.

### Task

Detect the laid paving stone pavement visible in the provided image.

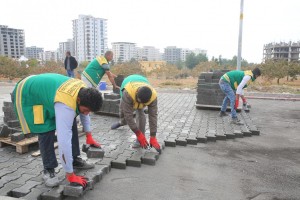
[1,85,298,199]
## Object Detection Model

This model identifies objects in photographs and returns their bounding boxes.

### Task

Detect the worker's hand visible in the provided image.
[134,130,149,149]
[67,173,87,188]
[149,136,161,154]
[113,85,120,90]
[86,133,101,148]
[234,97,239,110]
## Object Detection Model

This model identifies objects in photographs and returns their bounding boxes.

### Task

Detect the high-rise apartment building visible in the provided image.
[263,41,300,62]
[39,50,58,62]
[140,46,162,61]
[0,25,25,59]
[164,46,181,63]
[111,42,137,63]
[181,48,207,61]
[73,15,108,63]
[25,46,44,60]
[58,39,74,61]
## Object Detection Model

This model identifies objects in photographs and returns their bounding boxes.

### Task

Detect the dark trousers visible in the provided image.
[38,117,80,170]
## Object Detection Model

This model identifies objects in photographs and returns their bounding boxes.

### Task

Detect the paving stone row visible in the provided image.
[0,92,260,200]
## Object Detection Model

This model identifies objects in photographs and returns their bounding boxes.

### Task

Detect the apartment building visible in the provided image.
[73,15,108,63]
[263,41,300,62]
[39,50,58,62]
[25,46,44,60]
[0,25,25,59]
[181,48,207,61]
[111,42,137,63]
[58,39,75,61]
[164,46,181,63]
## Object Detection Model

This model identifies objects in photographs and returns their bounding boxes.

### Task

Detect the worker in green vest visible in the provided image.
[110,74,161,153]
[80,51,119,147]
[13,73,103,188]
[219,68,261,125]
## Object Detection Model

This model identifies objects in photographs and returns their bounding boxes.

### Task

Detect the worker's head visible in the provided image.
[252,67,261,80]
[136,86,152,103]
[66,51,71,57]
[105,51,114,62]
[77,88,103,115]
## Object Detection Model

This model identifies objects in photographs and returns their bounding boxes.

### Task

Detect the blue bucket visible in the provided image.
[99,81,107,90]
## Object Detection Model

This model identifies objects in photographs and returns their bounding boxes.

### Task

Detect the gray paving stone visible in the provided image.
[0,183,22,196]
[22,188,44,200]
[111,156,127,169]
[0,124,9,137]
[186,137,198,145]
[241,129,252,137]
[196,135,207,143]
[224,133,235,139]
[141,152,158,166]
[87,148,105,159]
[11,132,25,142]
[126,152,142,167]
[11,180,41,198]
[63,185,83,198]
[41,185,65,200]
[175,137,187,146]
[233,130,244,138]
[206,135,217,142]
[249,128,260,136]
[164,138,176,147]
[215,134,227,140]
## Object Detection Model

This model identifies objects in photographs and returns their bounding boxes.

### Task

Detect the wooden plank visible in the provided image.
[0,136,38,154]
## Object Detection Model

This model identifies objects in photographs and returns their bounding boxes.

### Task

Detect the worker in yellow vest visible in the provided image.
[111,74,161,153]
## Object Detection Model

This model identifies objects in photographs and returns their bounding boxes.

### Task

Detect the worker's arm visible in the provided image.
[121,90,138,132]
[147,98,158,136]
[105,71,119,89]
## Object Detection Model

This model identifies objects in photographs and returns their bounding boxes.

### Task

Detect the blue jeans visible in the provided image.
[219,81,237,118]
[66,70,75,78]
[38,118,80,170]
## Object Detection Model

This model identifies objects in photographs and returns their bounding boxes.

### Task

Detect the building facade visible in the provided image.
[0,25,25,59]
[58,39,75,61]
[25,46,44,60]
[73,15,108,63]
[39,50,58,62]
[111,42,137,63]
[164,46,181,63]
[263,41,300,62]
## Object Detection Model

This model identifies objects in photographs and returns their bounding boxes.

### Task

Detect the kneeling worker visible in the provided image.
[111,74,161,153]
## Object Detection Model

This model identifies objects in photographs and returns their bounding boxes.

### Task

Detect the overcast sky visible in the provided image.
[1,0,300,63]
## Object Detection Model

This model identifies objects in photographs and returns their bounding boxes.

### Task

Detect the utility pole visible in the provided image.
[237,0,244,70]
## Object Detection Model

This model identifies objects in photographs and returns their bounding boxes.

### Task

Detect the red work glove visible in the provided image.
[234,96,239,110]
[86,133,101,148]
[134,130,149,149]
[67,173,87,188]
[150,136,161,154]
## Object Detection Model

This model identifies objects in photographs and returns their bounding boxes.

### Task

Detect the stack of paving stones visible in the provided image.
[196,70,229,109]
[0,101,34,141]
[113,75,125,94]
[0,92,260,200]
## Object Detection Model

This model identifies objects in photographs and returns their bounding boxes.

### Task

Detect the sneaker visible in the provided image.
[73,157,95,169]
[132,139,141,148]
[219,111,228,117]
[230,118,244,125]
[243,104,250,112]
[111,122,122,130]
[43,169,60,187]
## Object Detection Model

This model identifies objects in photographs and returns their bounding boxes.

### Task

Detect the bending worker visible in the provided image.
[80,50,119,147]
[218,68,261,125]
[111,74,161,153]
[13,73,103,187]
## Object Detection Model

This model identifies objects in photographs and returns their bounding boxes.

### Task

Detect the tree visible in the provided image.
[185,53,208,69]
[261,60,288,84]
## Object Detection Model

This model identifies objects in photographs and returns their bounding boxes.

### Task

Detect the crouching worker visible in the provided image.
[111,74,161,153]
[12,73,103,187]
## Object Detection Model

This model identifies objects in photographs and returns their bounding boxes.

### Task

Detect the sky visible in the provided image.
[1,0,300,63]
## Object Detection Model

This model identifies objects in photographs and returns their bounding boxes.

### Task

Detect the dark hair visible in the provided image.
[252,67,261,77]
[78,88,102,111]
[105,51,113,57]
[137,86,152,103]
[66,51,71,56]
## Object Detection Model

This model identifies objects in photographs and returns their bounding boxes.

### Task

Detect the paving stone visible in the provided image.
[10,174,38,185]
[111,156,127,169]
[63,179,93,197]
[95,163,111,174]
[23,188,44,200]
[126,152,142,167]
[164,138,176,147]
[11,132,25,142]
[224,133,235,139]
[7,120,20,128]
[11,180,41,198]
[175,137,187,146]
[85,170,103,183]
[141,152,158,166]
[186,137,198,145]
[215,134,227,140]
[249,128,260,136]
[206,135,216,142]
[233,130,244,138]
[196,135,207,143]
[0,124,10,137]
[0,183,22,196]
[241,129,252,137]
[87,148,105,158]
[42,185,65,200]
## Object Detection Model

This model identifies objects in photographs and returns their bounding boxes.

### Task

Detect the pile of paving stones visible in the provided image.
[196,70,229,108]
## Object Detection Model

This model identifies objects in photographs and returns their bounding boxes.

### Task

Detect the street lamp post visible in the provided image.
[237,0,244,70]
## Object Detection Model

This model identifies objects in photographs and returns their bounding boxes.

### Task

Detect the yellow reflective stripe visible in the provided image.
[16,76,35,134]
[223,74,230,83]
[82,71,97,87]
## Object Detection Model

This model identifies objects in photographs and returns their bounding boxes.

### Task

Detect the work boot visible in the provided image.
[73,157,95,169]
[43,168,60,187]
[219,111,228,117]
[230,118,244,125]
[243,104,250,112]
[111,122,122,130]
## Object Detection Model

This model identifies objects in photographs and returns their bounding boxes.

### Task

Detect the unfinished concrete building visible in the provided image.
[263,41,300,62]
